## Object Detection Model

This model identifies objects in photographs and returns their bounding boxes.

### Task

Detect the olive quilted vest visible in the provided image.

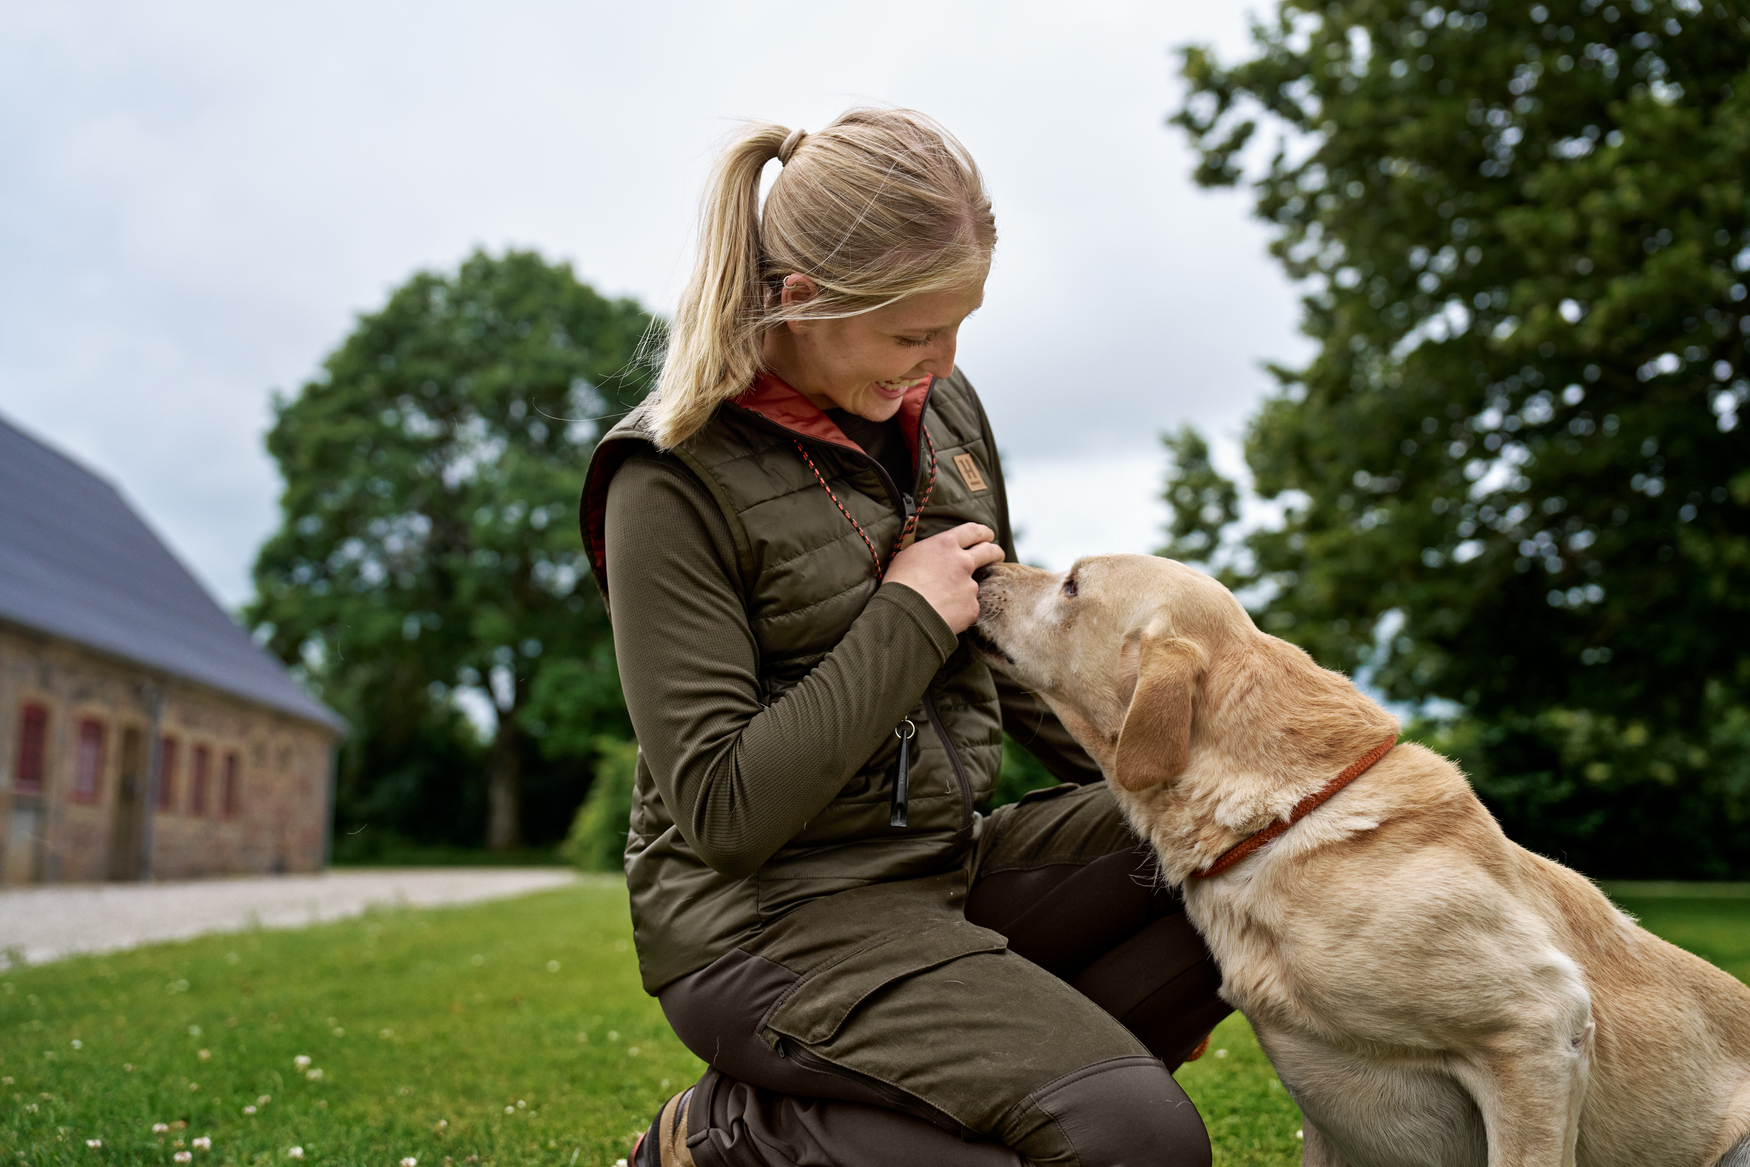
[582,370,1008,992]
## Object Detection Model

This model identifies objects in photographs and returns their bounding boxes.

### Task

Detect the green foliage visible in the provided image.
[979,736,1064,810]
[0,884,700,1166]
[248,250,651,850]
[1158,426,1244,572]
[559,739,640,873]
[1169,0,1750,874]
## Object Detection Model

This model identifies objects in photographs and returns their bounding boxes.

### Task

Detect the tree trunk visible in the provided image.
[485,712,523,852]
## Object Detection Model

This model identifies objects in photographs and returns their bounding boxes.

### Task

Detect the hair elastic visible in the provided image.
[778,127,807,165]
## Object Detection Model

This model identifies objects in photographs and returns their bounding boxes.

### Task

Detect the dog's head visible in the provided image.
[973,555,1394,795]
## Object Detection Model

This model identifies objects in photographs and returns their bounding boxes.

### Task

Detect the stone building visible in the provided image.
[0,413,342,884]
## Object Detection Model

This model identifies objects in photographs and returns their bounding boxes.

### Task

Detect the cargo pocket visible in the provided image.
[763,918,1008,1047]
[1015,781,1083,807]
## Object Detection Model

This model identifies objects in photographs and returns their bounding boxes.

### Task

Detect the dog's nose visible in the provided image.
[973,565,992,584]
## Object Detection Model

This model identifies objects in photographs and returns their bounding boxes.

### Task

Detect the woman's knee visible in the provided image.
[1006,1055,1211,1167]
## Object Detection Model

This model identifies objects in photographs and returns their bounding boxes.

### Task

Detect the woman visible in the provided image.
[582,108,1230,1167]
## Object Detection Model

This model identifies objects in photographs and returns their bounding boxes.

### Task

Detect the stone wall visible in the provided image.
[0,624,338,884]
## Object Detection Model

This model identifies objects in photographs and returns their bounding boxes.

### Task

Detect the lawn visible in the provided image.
[2,880,1745,1167]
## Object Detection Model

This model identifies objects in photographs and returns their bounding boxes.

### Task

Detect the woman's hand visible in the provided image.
[885,523,1005,634]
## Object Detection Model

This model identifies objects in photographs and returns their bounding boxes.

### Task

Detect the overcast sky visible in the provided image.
[0,0,1307,608]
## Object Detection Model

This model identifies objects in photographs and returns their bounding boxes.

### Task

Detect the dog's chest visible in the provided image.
[1261,1032,1488,1167]
[1186,889,1491,1167]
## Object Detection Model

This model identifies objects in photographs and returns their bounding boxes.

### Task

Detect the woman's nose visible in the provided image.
[920,336,957,378]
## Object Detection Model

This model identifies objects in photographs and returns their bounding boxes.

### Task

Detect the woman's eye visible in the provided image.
[1062,575,1078,597]
[897,334,931,348]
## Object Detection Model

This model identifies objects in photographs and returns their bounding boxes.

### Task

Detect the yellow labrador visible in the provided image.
[972,555,1750,1167]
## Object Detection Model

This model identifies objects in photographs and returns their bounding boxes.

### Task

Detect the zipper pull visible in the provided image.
[890,719,915,827]
[897,493,920,551]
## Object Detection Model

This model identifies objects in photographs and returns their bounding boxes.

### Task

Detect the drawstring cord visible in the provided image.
[793,425,938,580]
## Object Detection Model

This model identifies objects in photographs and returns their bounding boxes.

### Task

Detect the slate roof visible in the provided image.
[0,412,342,731]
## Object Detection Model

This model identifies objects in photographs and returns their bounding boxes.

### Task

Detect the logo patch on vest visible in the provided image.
[952,453,989,493]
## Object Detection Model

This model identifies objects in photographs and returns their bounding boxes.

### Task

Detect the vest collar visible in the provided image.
[733,371,932,470]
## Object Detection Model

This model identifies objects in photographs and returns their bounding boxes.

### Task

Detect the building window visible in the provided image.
[157,736,178,812]
[190,744,211,816]
[72,719,105,804]
[221,752,241,819]
[14,703,47,796]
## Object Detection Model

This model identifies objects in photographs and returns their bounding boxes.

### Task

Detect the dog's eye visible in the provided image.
[1062,575,1078,598]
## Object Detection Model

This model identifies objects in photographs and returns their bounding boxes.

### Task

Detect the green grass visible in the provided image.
[3,882,1746,1167]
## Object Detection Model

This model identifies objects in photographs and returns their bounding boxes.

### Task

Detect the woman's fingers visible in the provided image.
[948,522,996,548]
[968,541,1006,568]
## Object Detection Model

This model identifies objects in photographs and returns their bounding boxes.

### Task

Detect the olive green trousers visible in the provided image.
[656,783,1231,1167]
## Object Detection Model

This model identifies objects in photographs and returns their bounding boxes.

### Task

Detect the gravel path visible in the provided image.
[0,867,590,967]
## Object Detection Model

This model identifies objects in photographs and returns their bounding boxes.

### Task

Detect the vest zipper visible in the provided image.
[921,693,975,838]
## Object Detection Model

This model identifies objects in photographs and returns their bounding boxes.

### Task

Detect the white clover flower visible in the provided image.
[198,1049,211,1060]
[293,1055,312,1071]
[546,961,559,972]
[287,1148,305,1160]
[1214,1049,1228,1058]
[503,1106,514,1115]
[401,1158,417,1166]
[153,1123,170,1134]
[71,1040,82,1050]
[193,1137,211,1150]
[85,1139,101,1149]
[243,1106,257,1116]
[259,1095,272,1105]
[187,1025,201,1036]
[306,1068,324,1081]
[175,1153,192,1163]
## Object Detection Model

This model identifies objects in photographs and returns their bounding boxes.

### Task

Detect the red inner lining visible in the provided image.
[734,371,932,470]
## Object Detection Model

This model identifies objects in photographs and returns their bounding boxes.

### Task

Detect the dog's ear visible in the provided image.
[1113,627,1206,792]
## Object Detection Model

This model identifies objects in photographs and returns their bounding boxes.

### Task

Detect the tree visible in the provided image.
[249,250,649,850]
[1167,0,1750,875]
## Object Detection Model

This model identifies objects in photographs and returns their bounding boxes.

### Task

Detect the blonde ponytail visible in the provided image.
[648,108,996,449]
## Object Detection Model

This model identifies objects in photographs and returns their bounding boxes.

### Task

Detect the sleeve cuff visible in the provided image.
[874,582,961,663]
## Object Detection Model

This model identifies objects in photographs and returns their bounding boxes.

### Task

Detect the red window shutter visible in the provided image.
[73,719,104,804]
[14,704,47,795]
[221,752,240,819]
[157,736,178,812]
[191,745,210,816]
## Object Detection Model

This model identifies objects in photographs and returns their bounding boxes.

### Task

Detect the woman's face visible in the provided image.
[765,280,985,421]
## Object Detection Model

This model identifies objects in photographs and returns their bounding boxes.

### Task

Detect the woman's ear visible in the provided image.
[1113,628,1206,792]
[780,274,818,307]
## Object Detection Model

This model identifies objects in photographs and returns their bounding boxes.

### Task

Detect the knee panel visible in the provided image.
[1012,1055,1210,1167]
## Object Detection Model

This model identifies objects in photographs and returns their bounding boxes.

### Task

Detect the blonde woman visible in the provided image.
[582,109,1229,1167]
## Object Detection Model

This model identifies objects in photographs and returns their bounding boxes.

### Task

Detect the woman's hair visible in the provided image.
[647,107,996,448]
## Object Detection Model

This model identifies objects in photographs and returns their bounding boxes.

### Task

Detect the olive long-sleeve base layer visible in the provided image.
[603,450,1103,884]
[658,783,1233,1167]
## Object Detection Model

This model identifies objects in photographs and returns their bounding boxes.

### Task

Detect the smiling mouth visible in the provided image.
[872,376,929,396]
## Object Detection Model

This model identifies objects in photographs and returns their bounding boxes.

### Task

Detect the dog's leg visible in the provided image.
[1452,1015,1592,1167]
[1299,1120,1350,1167]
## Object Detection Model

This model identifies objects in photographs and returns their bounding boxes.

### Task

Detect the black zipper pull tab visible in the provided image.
[890,719,915,827]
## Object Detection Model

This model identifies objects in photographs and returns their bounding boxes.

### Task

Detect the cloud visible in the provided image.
[0,0,1300,606]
